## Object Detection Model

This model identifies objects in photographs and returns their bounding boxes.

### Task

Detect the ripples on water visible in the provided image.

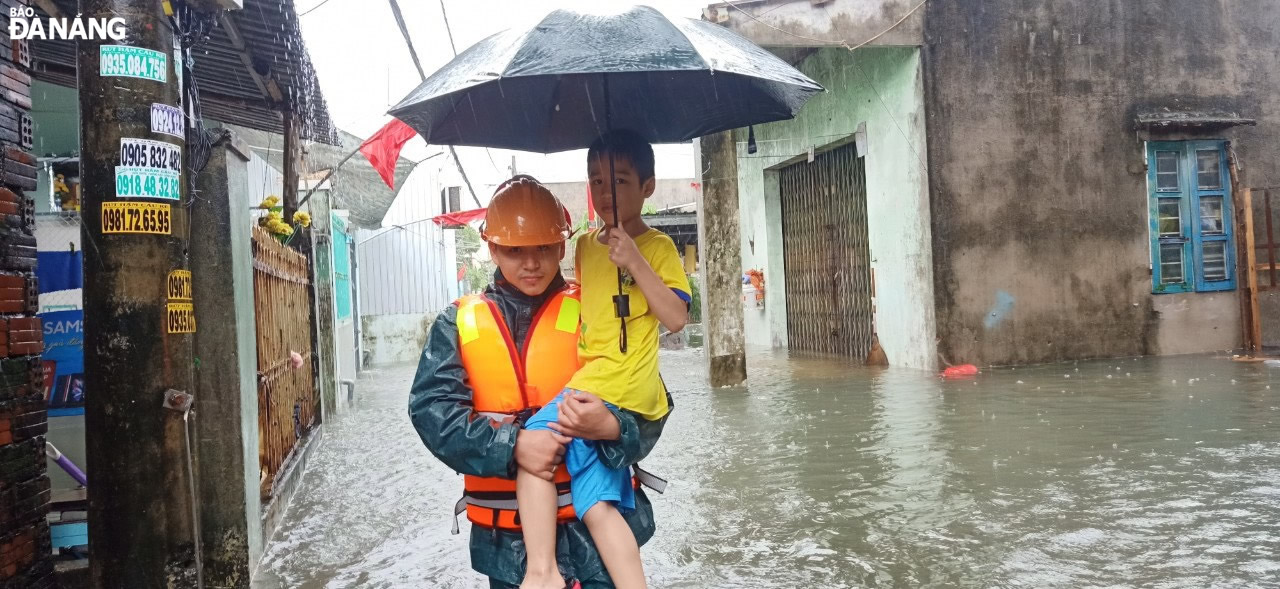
[256,351,1280,588]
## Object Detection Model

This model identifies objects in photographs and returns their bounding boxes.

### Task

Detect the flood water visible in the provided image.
[254,349,1280,588]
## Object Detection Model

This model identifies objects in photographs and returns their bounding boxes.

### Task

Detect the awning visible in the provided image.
[1135,111,1257,133]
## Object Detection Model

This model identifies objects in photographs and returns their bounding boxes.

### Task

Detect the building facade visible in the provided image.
[708,0,1279,368]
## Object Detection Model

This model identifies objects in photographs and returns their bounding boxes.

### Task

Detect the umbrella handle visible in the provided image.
[604,73,630,353]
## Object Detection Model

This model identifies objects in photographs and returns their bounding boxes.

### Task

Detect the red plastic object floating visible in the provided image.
[942,364,979,378]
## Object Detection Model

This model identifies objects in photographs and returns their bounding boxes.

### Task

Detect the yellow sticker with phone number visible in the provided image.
[102,201,171,235]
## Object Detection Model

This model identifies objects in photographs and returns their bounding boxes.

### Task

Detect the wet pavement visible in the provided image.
[254,348,1280,588]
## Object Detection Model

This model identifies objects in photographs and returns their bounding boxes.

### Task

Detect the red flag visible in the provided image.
[431,207,487,227]
[359,118,418,189]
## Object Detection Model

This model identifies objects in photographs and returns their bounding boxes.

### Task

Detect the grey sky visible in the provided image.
[297,0,711,186]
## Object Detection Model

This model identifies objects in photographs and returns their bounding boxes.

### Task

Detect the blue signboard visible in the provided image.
[36,249,84,416]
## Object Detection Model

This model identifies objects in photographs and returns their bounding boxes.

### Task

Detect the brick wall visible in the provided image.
[0,0,52,586]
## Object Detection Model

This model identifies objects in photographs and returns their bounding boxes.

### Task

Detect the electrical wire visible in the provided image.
[386,0,482,209]
[170,4,223,257]
[299,0,337,17]
[438,0,458,56]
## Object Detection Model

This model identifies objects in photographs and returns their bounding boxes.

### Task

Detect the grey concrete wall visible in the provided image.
[922,0,1276,365]
[362,313,431,367]
[703,0,924,49]
[190,135,262,584]
[337,319,357,383]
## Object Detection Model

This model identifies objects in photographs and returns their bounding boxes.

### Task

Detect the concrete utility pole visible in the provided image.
[78,1,198,585]
[696,132,748,387]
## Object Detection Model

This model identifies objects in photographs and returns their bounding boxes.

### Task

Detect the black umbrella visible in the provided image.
[389,5,823,350]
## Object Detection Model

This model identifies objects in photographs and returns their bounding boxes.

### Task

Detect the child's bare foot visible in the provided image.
[520,567,565,589]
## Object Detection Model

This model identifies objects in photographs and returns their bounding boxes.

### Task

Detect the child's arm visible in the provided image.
[605,228,688,333]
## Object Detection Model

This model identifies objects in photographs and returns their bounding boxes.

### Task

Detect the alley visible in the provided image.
[255,349,1280,588]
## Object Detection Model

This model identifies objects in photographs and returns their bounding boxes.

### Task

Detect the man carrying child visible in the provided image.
[410,137,684,587]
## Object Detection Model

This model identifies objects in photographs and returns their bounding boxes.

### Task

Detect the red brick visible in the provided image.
[1,148,31,168]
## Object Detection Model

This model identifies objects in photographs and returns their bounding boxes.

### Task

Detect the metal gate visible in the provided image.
[779,143,874,357]
[252,226,316,498]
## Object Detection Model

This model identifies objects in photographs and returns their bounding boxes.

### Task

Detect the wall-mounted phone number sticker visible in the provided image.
[167,270,192,301]
[166,302,196,334]
[102,202,171,235]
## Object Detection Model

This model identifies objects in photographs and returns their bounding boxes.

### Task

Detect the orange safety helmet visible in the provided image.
[481,175,573,246]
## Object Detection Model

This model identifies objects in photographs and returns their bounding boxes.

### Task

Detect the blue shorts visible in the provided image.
[523,389,635,518]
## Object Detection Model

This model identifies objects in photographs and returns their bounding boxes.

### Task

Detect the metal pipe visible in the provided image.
[45,442,88,487]
[351,234,363,373]
[183,410,204,589]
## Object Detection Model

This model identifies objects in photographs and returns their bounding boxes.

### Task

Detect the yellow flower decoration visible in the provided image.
[259,195,280,209]
[292,211,311,228]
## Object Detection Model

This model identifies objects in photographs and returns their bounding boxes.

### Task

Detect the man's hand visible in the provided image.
[548,391,621,441]
[514,429,570,481]
[604,228,644,274]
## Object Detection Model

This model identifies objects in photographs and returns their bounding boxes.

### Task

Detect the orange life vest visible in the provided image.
[456,286,582,531]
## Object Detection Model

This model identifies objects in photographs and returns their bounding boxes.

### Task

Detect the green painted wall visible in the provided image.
[31,80,79,157]
[733,47,937,370]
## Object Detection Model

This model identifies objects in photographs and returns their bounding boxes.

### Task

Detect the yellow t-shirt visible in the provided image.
[565,228,691,420]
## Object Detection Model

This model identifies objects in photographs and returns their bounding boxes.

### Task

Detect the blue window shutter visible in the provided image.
[1190,141,1236,292]
[1148,141,1192,294]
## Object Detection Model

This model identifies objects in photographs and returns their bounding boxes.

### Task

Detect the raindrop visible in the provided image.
[1127,373,1131,377]
[1112,443,1118,449]
[1016,380,1025,384]
[1231,379,1238,385]
[1064,374,1071,379]
[1172,379,1178,385]
[1106,375,1113,379]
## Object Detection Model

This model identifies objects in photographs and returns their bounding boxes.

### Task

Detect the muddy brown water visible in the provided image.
[254,349,1280,588]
